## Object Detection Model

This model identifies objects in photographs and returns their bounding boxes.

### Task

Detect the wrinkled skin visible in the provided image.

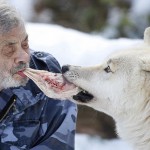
[0,25,30,90]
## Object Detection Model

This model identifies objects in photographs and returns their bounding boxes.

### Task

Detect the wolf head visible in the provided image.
[61,27,150,118]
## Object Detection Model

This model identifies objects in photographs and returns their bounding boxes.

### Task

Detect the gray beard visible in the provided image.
[0,62,29,90]
[0,75,29,90]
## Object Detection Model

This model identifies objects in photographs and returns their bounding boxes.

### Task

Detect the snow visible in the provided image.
[75,134,132,150]
[26,23,141,66]
[25,22,138,150]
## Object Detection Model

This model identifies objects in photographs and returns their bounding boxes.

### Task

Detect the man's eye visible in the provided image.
[22,41,29,49]
[104,66,112,73]
[2,45,15,57]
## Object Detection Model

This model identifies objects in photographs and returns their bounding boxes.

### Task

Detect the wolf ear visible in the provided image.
[141,57,150,72]
[144,27,150,45]
[142,64,150,72]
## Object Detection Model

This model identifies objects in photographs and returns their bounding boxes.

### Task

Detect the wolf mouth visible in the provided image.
[72,88,94,102]
[62,74,94,102]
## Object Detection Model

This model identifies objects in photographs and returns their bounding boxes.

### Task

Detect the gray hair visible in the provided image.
[0,0,24,34]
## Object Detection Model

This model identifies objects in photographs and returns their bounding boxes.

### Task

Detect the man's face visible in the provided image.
[0,25,30,90]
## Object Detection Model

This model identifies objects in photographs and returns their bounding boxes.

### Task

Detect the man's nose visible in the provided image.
[14,49,30,65]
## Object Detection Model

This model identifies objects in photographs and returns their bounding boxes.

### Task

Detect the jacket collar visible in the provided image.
[0,87,44,120]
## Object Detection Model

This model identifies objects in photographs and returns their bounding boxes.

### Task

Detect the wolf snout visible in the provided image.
[62,65,70,73]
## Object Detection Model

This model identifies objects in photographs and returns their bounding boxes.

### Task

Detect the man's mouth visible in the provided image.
[16,69,27,78]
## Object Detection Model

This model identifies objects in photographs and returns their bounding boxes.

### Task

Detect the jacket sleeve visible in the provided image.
[30,100,77,150]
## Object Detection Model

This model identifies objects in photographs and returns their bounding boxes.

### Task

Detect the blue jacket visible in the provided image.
[0,50,77,150]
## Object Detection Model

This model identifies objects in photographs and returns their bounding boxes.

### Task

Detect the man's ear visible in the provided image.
[144,27,150,45]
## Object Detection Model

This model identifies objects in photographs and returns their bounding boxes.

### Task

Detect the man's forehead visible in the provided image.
[0,26,27,45]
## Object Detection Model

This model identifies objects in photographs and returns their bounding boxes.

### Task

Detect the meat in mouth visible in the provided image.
[23,68,76,93]
[17,71,27,78]
[23,68,94,102]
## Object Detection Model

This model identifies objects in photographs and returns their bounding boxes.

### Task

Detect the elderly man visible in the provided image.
[0,1,77,150]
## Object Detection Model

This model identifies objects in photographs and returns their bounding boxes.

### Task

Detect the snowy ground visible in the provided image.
[25,23,140,150]
[75,134,132,150]
[26,23,141,66]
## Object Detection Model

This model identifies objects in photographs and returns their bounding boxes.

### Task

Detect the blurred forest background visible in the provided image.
[10,0,150,140]
[24,0,150,39]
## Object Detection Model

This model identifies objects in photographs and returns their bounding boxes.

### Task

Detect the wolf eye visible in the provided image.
[104,66,112,73]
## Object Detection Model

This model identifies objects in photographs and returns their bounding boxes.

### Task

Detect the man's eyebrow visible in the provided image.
[7,41,18,45]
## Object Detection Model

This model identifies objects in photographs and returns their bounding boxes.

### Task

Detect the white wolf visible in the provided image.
[60,27,150,150]
[24,27,150,150]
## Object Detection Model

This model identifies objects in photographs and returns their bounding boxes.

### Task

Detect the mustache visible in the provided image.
[11,62,29,75]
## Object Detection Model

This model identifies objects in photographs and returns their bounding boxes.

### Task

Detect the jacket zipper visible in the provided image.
[0,95,16,122]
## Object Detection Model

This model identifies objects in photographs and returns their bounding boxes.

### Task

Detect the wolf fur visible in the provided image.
[54,27,150,150]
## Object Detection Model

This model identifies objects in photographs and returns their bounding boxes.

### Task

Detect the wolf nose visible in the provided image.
[62,65,70,73]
